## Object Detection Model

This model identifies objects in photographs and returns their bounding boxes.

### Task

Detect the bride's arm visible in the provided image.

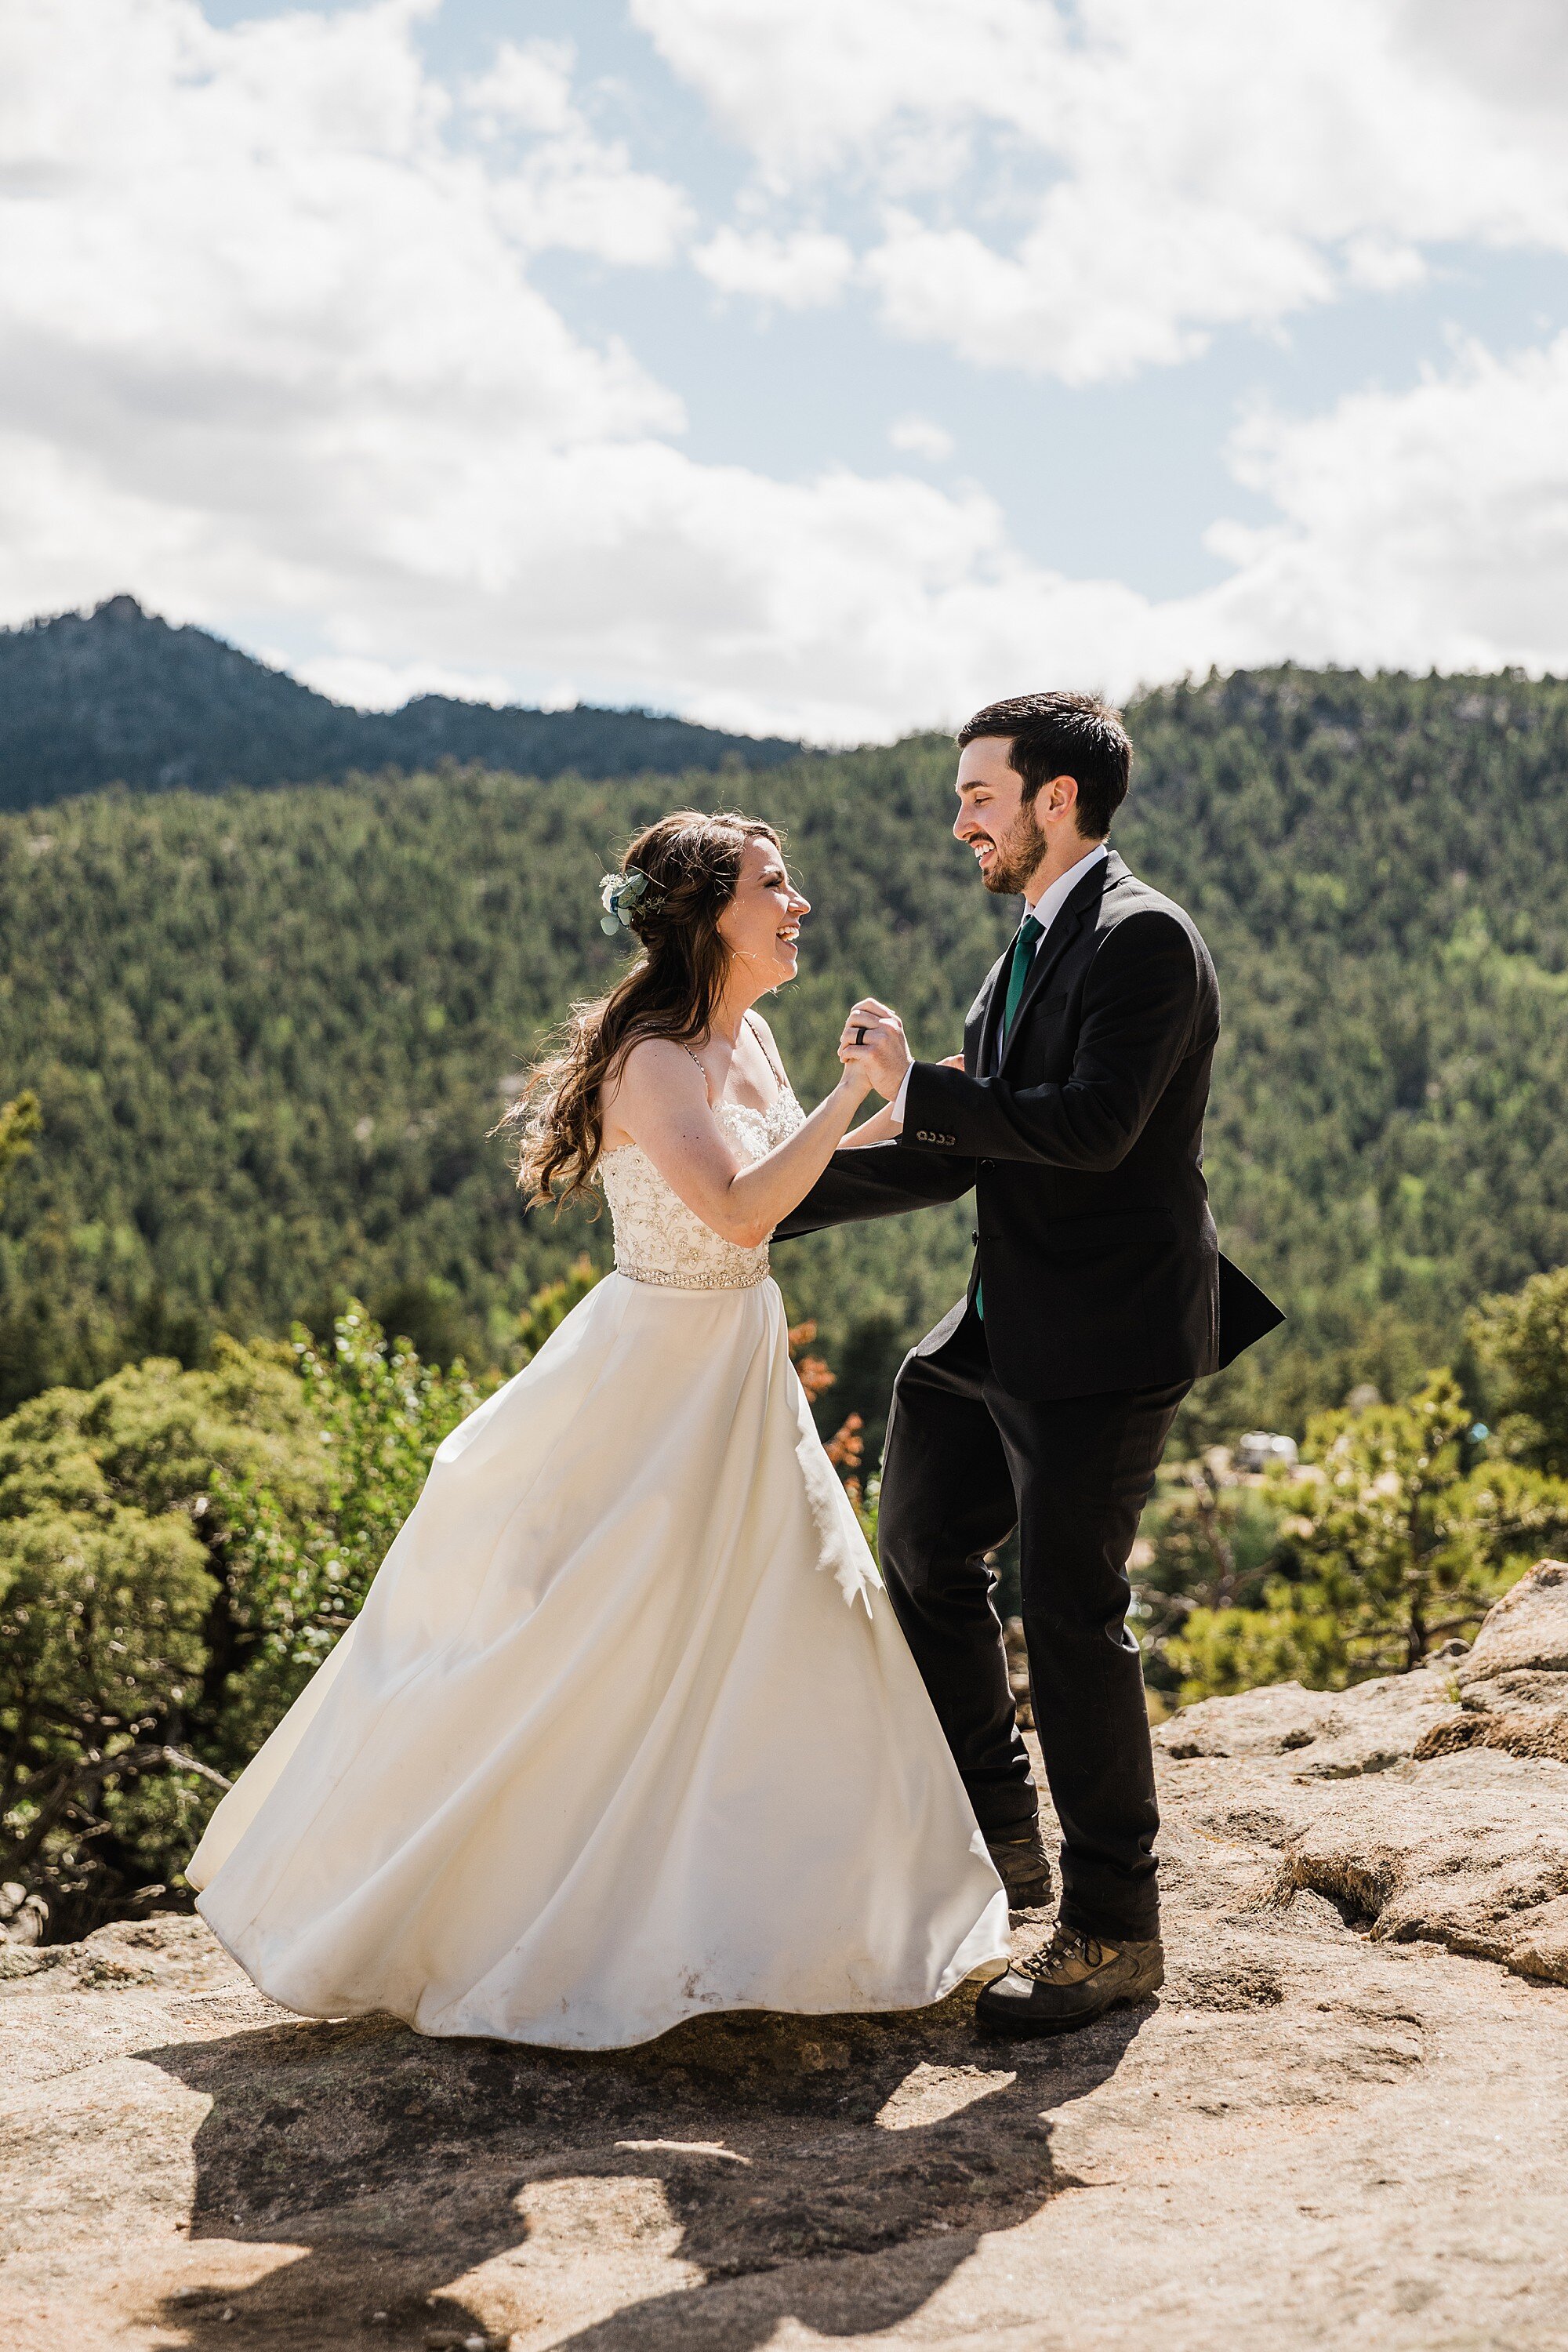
[840,1099,900,1149]
[608,1038,875,1249]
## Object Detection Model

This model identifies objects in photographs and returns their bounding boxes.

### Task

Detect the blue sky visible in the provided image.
[6,0,1568,737]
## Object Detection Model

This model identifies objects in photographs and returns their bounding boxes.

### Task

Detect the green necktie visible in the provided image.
[976,913,1043,1321]
[1000,911,1044,1046]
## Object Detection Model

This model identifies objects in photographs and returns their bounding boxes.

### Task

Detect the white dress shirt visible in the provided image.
[889,840,1109,1129]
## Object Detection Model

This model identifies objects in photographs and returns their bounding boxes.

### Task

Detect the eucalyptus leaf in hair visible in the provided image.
[597,866,662,935]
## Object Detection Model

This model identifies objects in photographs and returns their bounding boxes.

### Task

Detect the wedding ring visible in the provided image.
[854,1025,867,1046]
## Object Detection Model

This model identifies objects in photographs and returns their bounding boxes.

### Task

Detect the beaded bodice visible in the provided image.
[597,1089,804,1290]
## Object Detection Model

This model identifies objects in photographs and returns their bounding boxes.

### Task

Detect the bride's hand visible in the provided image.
[835,1040,876,1103]
[838,1000,913,1102]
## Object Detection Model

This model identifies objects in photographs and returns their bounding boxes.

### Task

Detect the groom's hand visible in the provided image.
[840,999,914,1102]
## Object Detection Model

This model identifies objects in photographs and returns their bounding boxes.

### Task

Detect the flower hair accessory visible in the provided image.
[599,866,662,935]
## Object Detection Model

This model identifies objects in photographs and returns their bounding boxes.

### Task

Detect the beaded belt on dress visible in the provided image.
[615,1256,769,1290]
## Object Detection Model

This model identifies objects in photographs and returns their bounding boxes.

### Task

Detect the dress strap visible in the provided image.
[745,1009,789,1088]
[682,1043,713,1104]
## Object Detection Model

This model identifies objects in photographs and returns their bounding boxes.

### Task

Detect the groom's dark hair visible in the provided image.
[956,691,1131,840]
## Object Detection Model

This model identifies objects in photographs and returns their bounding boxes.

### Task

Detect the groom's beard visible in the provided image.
[979,804,1048,898]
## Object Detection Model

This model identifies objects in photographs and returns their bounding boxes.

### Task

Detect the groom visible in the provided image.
[777,691,1281,2036]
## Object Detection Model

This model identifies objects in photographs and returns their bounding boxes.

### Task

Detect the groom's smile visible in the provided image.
[955,730,1100,900]
[953,735,1040,891]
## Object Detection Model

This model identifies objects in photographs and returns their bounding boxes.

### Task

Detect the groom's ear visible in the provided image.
[1036,771,1081,829]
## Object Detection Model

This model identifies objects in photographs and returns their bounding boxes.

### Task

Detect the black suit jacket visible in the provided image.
[775,848,1283,1401]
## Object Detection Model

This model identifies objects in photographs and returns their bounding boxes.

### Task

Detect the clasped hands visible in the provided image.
[838,1000,964,1099]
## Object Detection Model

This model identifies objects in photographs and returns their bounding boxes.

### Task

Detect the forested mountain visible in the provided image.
[2,665,1567,1452]
[0,596,800,810]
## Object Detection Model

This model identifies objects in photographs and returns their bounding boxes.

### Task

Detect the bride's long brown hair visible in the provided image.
[500,809,783,1208]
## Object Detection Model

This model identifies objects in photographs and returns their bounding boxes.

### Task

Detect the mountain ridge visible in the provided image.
[0,595,803,808]
[3,665,1567,1435]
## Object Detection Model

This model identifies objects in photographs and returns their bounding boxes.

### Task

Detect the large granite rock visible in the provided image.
[1154,1656,1464,1777]
[1419,1557,1568,1763]
[5,1567,1568,2349]
[1156,1559,1568,1988]
[1157,1557,1568,1780]
[1274,1750,1568,1984]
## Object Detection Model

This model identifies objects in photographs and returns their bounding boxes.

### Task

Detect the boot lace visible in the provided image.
[1021,1925,1115,1984]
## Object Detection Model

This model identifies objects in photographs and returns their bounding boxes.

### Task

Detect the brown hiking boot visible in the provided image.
[975,1922,1163,2038]
[985,1823,1054,1911]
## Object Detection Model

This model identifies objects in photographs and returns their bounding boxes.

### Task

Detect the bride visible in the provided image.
[187,809,1010,2049]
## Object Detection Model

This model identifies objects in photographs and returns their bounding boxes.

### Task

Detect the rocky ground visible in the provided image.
[5,1563,1568,2351]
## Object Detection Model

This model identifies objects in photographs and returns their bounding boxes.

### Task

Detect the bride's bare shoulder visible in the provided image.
[613,1035,708,1094]
[600,1036,708,1144]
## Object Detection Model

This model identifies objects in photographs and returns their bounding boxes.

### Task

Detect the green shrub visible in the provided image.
[1167,1371,1568,1704]
[0,1308,496,1939]
[1469,1264,1568,1476]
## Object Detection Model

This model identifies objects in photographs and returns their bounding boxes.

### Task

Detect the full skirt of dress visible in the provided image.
[187,1272,1010,2047]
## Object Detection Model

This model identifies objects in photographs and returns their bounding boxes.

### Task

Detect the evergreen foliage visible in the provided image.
[1142,1254,1568,1702]
[0,1307,496,1938]
[1468,1265,1568,1477]
[2,665,1568,1451]
[0,735,1001,1434]
[0,1093,40,1201]
[0,595,800,810]
[1159,1374,1568,1702]
[9,656,1568,1934]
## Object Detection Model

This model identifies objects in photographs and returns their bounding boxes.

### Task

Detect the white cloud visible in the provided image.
[866,198,1332,386]
[461,37,577,137]
[635,0,1568,379]
[888,415,954,463]
[463,38,694,266]
[629,0,1053,180]
[1201,332,1568,676]
[0,2,682,449]
[287,652,532,712]
[1341,235,1428,296]
[693,227,854,309]
[5,0,1568,747]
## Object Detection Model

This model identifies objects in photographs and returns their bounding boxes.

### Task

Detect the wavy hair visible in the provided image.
[499,809,782,1208]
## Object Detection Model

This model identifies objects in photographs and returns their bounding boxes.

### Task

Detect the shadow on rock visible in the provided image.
[141,1990,1154,2347]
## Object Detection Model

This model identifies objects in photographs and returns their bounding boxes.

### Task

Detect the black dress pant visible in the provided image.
[879,1303,1187,1943]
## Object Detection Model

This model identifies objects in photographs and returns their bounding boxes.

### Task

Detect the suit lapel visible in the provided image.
[996,848,1127,1075]
[974,947,1010,1076]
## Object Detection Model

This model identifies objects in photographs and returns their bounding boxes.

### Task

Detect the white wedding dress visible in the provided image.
[188,1084,1010,2048]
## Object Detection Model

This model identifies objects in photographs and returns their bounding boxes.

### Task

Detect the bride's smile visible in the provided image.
[717,836,810,989]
